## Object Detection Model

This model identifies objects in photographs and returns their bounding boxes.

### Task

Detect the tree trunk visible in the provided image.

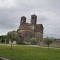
[11,41,13,49]
[48,45,49,51]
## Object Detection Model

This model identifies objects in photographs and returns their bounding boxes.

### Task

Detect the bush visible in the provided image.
[30,38,37,45]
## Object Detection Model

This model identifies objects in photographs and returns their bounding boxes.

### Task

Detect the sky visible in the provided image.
[0,0,60,38]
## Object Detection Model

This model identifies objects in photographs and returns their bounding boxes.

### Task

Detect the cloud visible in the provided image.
[0,0,60,38]
[0,0,16,8]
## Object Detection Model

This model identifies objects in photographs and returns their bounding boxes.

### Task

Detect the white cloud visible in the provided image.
[0,0,16,8]
[0,0,60,38]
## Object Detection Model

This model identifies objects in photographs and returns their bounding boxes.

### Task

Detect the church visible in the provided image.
[17,14,43,45]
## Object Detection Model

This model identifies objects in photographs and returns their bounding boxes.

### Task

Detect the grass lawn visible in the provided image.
[0,45,60,60]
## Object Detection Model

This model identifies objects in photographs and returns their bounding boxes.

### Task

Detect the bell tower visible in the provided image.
[20,16,26,25]
[31,14,37,25]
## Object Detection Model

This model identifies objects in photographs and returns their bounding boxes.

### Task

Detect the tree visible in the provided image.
[7,31,17,49]
[0,36,2,43]
[1,39,5,43]
[30,38,37,46]
[44,37,53,50]
[0,35,8,43]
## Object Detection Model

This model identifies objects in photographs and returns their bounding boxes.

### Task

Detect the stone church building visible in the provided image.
[17,14,43,45]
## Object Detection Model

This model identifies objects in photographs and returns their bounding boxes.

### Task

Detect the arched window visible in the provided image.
[32,17,34,19]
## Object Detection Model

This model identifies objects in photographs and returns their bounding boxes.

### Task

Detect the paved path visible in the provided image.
[0,44,60,49]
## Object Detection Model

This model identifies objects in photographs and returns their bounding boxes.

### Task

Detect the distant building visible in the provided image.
[53,39,60,47]
[17,14,43,45]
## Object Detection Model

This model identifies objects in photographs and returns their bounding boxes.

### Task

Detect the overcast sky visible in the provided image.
[0,0,60,38]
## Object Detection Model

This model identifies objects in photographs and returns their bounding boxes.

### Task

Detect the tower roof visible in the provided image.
[31,14,37,16]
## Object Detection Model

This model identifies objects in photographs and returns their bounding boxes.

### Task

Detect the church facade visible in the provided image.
[17,14,43,45]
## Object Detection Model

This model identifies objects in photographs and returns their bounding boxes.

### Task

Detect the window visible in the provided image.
[32,17,34,19]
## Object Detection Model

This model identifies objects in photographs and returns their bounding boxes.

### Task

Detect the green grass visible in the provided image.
[0,45,60,60]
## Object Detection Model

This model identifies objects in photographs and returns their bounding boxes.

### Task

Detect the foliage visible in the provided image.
[7,31,17,42]
[1,39,5,43]
[30,38,37,45]
[7,31,24,45]
[44,37,53,50]
[7,31,17,49]
[0,35,8,43]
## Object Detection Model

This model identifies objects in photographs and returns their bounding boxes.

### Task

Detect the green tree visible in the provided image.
[30,38,37,46]
[1,39,5,43]
[0,35,8,43]
[44,37,53,50]
[0,36,2,43]
[7,31,17,49]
